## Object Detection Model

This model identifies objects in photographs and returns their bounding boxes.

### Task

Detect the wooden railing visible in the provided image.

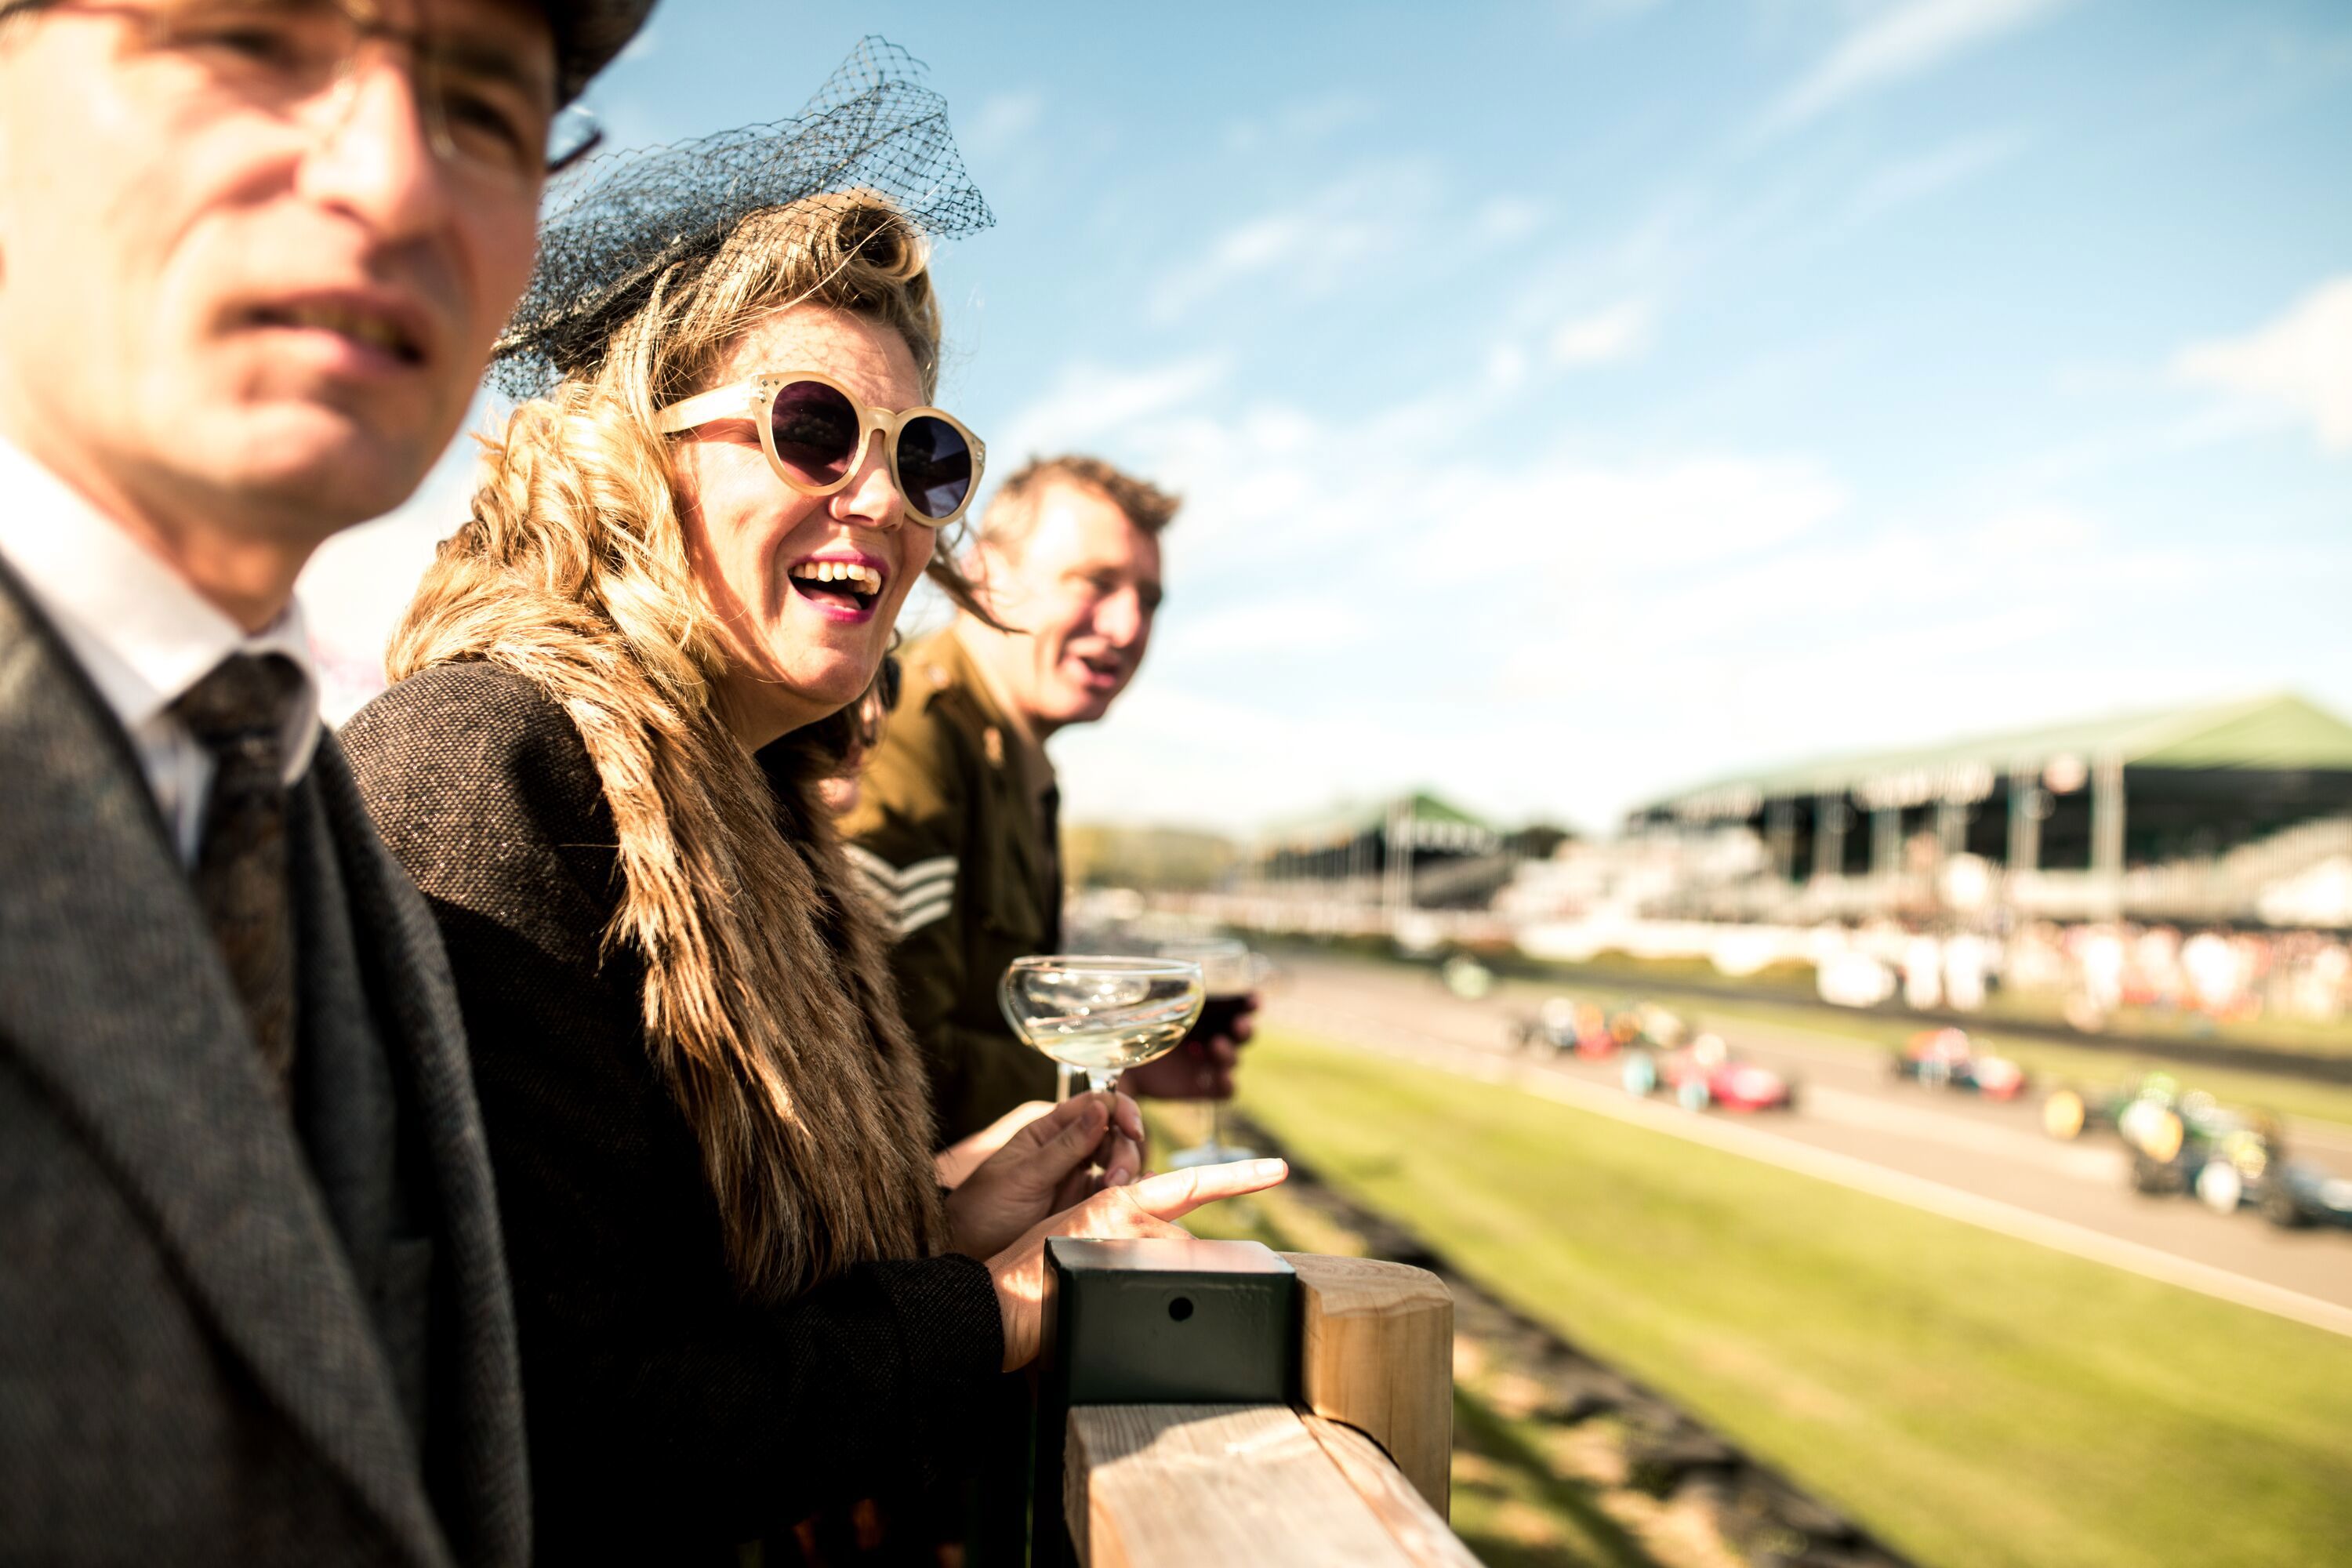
[1050,1249,1475,1567]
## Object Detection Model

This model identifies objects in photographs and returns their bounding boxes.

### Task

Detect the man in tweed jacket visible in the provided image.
[0,2,650,1562]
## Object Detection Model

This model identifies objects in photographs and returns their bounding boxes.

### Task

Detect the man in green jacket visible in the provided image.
[844,455,1247,1146]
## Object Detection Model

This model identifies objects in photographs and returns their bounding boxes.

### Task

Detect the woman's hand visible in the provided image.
[935,1100,1057,1190]
[943,1091,1145,1261]
[987,1159,1289,1372]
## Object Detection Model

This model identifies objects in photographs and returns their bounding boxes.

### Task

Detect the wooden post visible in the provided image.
[1301,1417,1483,1568]
[1058,1253,1465,1568]
[1067,1405,1421,1568]
[1283,1254,1453,1515]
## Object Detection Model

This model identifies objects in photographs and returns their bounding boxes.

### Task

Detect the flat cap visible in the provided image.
[546,0,659,103]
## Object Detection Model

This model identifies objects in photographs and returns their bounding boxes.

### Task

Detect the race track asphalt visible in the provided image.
[1261,953,2352,1319]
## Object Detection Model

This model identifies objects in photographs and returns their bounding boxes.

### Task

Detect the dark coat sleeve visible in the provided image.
[341,662,1003,1556]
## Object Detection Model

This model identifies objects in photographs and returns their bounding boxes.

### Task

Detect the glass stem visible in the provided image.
[1087,1069,1120,1181]
[1056,1064,1076,1102]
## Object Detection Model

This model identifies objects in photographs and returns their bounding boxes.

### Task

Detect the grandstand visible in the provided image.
[1243,792,1513,911]
[1625,693,2352,926]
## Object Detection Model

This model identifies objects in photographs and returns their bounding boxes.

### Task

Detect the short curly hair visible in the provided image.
[974,455,1181,557]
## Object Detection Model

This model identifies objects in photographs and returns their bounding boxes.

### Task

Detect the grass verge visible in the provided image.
[1152,1106,1668,1568]
[1192,1029,2352,1568]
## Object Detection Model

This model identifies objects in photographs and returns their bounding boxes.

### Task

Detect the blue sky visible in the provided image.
[301,0,2352,834]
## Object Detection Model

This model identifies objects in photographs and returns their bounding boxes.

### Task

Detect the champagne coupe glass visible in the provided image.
[1158,937,1258,1168]
[999,956,1206,1104]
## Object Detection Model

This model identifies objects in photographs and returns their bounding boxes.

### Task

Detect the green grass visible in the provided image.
[1151,1106,1657,1567]
[1444,1390,1658,1568]
[1199,1029,2352,1568]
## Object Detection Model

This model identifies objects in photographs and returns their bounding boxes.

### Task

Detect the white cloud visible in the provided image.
[966,91,1044,159]
[1169,595,1370,661]
[1760,0,2074,137]
[990,356,1231,468]
[1548,297,1654,368]
[2172,275,2352,452]
[996,333,2289,836]
[1841,129,2027,226]
[1224,93,1377,155]
[1484,343,1530,393]
[1145,164,1431,323]
[1475,195,1545,245]
[991,350,1874,831]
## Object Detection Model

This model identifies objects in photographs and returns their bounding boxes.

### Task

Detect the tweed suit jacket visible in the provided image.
[0,564,528,1568]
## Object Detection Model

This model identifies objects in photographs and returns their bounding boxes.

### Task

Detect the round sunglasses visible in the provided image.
[655,371,986,528]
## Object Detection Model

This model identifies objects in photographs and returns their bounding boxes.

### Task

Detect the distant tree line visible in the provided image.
[1064,822,1239,892]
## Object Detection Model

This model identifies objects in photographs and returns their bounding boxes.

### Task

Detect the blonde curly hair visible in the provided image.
[379,193,985,1297]
[394,190,983,735]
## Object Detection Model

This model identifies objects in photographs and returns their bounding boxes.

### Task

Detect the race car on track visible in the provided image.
[2042,1072,2172,1142]
[1892,1029,2027,1101]
[1511,998,1670,1059]
[1508,996,1581,1053]
[2121,1092,2352,1229]
[1439,953,1494,1000]
[1623,1033,1797,1112]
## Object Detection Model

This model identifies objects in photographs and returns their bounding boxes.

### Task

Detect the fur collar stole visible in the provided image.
[388,568,945,1301]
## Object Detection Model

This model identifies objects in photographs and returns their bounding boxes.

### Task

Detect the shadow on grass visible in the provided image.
[1450,1381,1662,1568]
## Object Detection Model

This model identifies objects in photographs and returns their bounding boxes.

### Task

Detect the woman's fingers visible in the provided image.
[1123,1159,1286,1223]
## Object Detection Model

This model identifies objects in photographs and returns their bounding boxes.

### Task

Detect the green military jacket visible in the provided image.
[842,627,1061,1145]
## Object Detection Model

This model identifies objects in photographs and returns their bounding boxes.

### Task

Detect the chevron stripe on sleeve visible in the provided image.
[843,844,959,938]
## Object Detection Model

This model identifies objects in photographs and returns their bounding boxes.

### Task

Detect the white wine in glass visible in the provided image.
[999,955,1205,1097]
[1156,937,1258,1167]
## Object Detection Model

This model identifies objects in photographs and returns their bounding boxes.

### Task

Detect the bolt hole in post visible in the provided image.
[1154,937,1259,1168]
[1000,956,1205,1171]
[1167,1295,1194,1322]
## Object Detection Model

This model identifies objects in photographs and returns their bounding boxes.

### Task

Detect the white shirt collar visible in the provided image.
[0,433,321,786]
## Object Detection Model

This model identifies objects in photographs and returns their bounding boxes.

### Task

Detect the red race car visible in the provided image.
[1623,1034,1797,1112]
[1893,1028,2027,1101]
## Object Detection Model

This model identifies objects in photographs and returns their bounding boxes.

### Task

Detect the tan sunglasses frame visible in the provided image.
[655,370,987,529]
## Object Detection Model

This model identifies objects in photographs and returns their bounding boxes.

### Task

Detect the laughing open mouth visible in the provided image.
[789,558,884,614]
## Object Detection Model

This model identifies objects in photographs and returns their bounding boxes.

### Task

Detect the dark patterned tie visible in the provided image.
[173,652,305,1094]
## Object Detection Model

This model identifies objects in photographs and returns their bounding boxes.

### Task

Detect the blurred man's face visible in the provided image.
[976,480,1161,736]
[0,0,554,547]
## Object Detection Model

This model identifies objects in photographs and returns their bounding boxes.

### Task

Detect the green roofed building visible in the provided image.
[1626,693,2352,924]
[1250,791,1512,910]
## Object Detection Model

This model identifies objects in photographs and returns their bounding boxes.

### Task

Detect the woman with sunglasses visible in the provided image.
[339,95,1284,1561]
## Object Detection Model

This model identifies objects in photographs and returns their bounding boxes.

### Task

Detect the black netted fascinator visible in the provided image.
[489,36,993,399]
